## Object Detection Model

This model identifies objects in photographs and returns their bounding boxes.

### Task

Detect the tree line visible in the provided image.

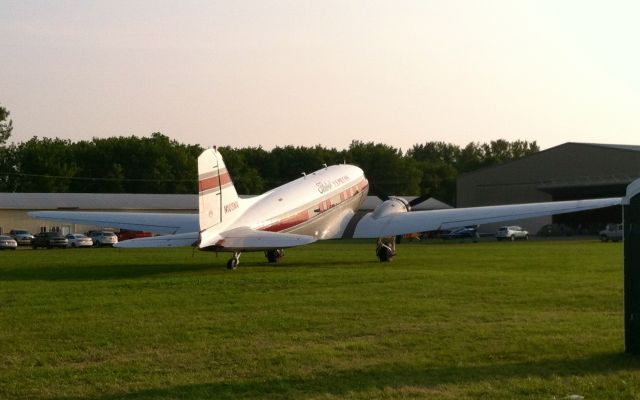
[0,105,538,205]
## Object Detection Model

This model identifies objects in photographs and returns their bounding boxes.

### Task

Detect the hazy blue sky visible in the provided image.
[2,0,639,150]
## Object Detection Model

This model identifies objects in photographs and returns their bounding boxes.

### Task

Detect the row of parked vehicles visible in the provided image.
[434,225,530,241]
[30,231,119,249]
[1,229,151,250]
[432,223,624,242]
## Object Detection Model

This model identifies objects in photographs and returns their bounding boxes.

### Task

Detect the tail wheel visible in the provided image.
[510,235,515,241]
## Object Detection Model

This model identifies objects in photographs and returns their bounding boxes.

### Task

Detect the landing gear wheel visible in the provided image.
[265,249,284,263]
[227,252,241,270]
[376,245,395,262]
[376,236,397,262]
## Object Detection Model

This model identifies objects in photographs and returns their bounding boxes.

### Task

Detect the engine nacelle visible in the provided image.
[371,197,411,219]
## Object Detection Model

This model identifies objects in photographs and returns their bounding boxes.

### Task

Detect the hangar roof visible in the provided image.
[575,143,640,152]
[459,142,640,180]
[457,141,640,207]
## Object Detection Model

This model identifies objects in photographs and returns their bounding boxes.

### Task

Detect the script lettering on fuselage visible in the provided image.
[224,201,239,214]
[316,175,350,194]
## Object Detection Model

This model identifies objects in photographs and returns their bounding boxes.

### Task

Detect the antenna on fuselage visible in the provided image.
[322,163,327,170]
[301,172,306,179]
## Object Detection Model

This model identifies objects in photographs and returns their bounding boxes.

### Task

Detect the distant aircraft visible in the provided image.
[30,148,624,269]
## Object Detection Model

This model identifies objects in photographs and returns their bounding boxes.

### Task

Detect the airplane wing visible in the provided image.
[114,232,199,248]
[27,211,198,234]
[116,227,317,250]
[350,197,622,238]
[200,227,317,251]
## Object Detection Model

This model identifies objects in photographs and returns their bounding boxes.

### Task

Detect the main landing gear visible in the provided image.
[226,249,284,269]
[265,249,284,263]
[227,252,241,270]
[376,236,396,262]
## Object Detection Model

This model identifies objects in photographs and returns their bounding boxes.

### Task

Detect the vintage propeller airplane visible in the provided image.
[30,148,624,269]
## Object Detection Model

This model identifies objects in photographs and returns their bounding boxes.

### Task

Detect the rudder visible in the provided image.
[198,148,240,231]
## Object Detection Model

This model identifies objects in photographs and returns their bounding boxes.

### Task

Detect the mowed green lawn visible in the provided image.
[1,240,639,399]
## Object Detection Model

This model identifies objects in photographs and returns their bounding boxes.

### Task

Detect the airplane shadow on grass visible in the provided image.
[0,259,371,281]
[0,263,217,281]
[53,352,640,400]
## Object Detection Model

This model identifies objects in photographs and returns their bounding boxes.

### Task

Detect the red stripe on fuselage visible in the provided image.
[261,210,310,232]
[258,177,369,233]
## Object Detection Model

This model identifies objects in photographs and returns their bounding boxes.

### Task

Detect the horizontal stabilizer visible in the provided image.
[200,227,317,251]
[352,197,622,238]
[28,211,198,234]
[114,232,199,248]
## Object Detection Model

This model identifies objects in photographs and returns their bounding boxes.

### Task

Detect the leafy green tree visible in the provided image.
[456,142,484,173]
[406,142,460,204]
[2,132,539,199]
[218,147,265,194]
[0,144,17,191]
[72,133,202,194]
[407,142,460,165]
[480,139,539,167]
[347,140,422,196]
[0,105,14,191]
[408,140,539,205]
[14,137,78,192]
[0,105,12,146]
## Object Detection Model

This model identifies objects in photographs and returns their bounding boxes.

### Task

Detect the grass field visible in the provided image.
[1,239,639,399]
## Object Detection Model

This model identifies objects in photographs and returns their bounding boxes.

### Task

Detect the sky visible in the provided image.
[2,0,640,151]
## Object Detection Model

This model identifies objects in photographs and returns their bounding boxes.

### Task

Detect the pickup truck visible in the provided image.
[599,223,623,242]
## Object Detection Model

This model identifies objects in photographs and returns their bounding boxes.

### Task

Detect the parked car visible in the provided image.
[0,235,18,250]
[441,226,479,242]
[31,232,68,249]
[536,223,575,237]
[66,233,93,248]
[9,229,35,245]
[496,226,529,241]
[88,231,118,247]
[599,223,623,242]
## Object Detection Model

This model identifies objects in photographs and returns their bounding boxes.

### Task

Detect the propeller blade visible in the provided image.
[408,194,431,208]
[368,183,390,201]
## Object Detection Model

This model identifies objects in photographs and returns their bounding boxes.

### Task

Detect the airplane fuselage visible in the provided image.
[223,164,369,241]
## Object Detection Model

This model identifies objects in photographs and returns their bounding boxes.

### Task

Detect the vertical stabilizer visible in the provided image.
[198,149,240,232]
